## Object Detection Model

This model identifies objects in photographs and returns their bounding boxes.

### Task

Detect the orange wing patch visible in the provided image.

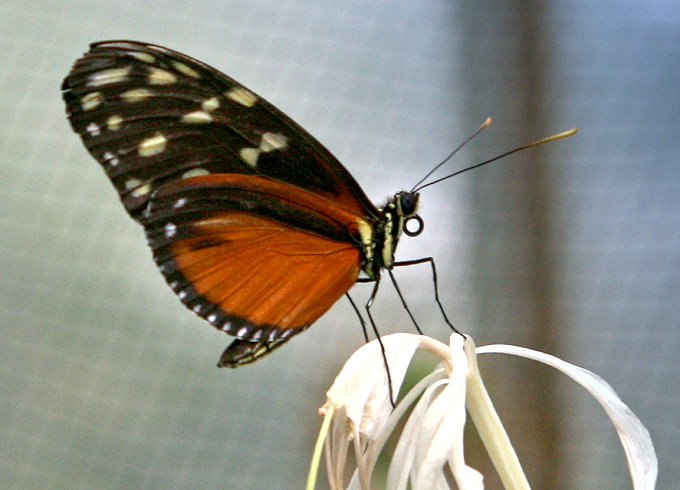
[168,211,361,332]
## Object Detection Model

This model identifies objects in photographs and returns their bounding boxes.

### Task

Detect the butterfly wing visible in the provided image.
[62,40,378,221]
[62,41,377,365]
[145,173,365,366]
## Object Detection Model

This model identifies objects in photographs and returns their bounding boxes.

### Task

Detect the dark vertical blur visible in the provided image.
[457,3,564,487]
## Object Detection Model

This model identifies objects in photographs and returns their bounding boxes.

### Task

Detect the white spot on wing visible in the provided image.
[174,197,187,208]
[107,115,123,131]
[125,177,142,190]
[148,67,177,85]
[201,97,220,112]
[88,66,132,86]
[130,182,150,197]
[260,132,288,152]
[181,111,212,124]
[165,222,177,238]
[128,51,155,63]
[236,326,248,337]
[125,178,151,198]
[236,133,287,168]
[81,92,103,111]
[85,122,101,136]
[225,87,257,107]
[207,314,217,323]
[239,147,261,167]
[182,168,210,179]
[172,61,200,79]
[138,133,167,157]
[121,88,151,102]
[103,151,120,166]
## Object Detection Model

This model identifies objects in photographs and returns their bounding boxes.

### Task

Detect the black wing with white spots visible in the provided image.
[62,40,378,223]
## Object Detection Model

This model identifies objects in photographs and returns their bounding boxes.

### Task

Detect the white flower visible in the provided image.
[307,333,657,490]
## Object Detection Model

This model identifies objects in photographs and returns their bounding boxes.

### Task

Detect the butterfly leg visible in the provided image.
[387,269,424,335]
[393,256,462,336]
[345,292,370,342]
[348,280,397,407]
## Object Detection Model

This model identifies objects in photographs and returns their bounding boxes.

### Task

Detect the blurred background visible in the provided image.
[1,0,678,488]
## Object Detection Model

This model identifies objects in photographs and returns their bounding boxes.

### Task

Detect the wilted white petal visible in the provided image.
[411,336,483,490]
[346,472,360,490]
[444,339,485,490]
[476,344,658,490]
[378,335,483,490]
[323,333,432,437]
[366,368,448,480]
[465,338,529,490]
[319,334,435,488]
[313,333,654,490]
[316,333,487,489]
[388,378,449,489]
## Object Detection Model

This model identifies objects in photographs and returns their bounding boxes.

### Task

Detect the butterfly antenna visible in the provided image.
[414,127,578,192]
[410,117,493,192]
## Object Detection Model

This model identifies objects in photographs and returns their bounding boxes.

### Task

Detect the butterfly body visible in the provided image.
[63,41,421,366]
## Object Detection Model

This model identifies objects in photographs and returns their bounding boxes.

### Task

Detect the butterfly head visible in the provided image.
[394,190,423,237]
[368,191,422,277]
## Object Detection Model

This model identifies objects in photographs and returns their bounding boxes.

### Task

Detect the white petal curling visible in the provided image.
[322,333,426,437]
[313,334,655,490]
[388,378,451,489]
[321,334,429,489]
[320,334,484,490]
[476,344,658,490]
[365,368,449,483]
[465,338,530,490]
[394,335,483,490]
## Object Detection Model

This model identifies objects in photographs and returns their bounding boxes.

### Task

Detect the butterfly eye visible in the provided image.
[398,191,419,215]
[403,214,424,237]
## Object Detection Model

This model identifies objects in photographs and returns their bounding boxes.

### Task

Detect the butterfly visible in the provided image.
[62,40,431,367]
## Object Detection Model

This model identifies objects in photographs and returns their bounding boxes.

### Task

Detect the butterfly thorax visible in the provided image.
[361,191,421,280]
